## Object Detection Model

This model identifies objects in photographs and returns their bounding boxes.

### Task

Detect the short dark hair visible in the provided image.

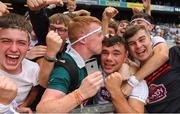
[102,35,128,50]
[0,13,32,33]
[131,13,154,24]
[123,25,149,42]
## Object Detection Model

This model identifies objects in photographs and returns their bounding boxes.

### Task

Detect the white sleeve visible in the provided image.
[0,102,19,114]
[33,64,40,86]
[151,36,166,47]
[129,80,149,103]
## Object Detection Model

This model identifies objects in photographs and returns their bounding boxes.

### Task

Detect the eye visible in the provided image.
[0,39,11,44]
[139,37,146,42]
[128,42,135,47]
[17,41,28,46]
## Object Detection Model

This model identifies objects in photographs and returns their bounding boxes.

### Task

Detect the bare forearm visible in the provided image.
[102,18,109,36]
[36,92,79,113]
[110,89,138,113]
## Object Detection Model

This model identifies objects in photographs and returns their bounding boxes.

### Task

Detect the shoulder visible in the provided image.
[151,36,167,47]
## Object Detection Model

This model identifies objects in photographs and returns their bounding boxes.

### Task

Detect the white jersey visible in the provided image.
[0,59,40,106]
[151,35,166,47]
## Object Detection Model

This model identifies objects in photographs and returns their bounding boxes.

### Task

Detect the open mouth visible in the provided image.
[136,49,146,57]
[6,54,20,65]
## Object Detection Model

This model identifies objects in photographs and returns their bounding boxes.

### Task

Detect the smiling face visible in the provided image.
[127,29,153,63]
[101,43,128,74]
[0,28,29,74]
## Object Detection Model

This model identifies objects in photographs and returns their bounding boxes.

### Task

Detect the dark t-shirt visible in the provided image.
[145,46,180,113]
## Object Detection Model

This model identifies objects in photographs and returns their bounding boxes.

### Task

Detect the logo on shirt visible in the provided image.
[147,84,167,104]
[100,87,111,102]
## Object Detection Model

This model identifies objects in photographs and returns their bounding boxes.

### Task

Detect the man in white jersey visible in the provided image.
[121,13,169,96]
[0,13,40,113]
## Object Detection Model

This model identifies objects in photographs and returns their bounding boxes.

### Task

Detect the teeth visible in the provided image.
[7,55,19,59]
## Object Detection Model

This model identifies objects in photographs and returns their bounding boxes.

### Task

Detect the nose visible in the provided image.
[10,42,18,52]
[107,54,112,60]
[136,42,142,48]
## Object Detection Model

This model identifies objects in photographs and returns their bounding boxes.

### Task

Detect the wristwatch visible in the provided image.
[44,54,58,62]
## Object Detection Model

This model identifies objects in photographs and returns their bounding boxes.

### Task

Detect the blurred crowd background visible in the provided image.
[2,0,180,47]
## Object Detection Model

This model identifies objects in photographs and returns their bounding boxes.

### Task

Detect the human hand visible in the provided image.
[132,7,144,14]
[103,7,118,21]
[142,0,151,11]
[78,71,103,100]
[0,76,17,105]
[105,72,123,94]
[27,0,63,11]
[46,31,63,57]
[26,45,47,60]
[0,1,9,16]
[16,106,32,114]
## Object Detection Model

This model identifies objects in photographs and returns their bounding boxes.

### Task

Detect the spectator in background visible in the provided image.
[117,20,130,37]
[27,0,70,88]
[64,0,90,16]
[108,19,118,36]
[174,37,180,46]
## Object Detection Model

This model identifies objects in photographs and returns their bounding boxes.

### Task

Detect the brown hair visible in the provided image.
[49,13,71,27]
[68,16,102,43]
[123,25,150,42]
[109,20,118,33]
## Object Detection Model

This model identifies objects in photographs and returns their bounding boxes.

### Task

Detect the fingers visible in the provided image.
[0,1,9,16]
[27,0,47,11]
[103,6,118,19]
[46,0,64,6]
[46,31,63,56]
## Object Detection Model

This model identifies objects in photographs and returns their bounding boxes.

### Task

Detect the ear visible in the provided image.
[79,38,86,45]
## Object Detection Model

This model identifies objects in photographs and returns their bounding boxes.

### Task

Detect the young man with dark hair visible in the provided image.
[94,35,148,113]
[121,13,169,97]
[124,25,180,112]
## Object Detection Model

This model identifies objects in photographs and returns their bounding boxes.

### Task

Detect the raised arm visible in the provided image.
[27,0,63,45]
[102,7,118,36]
[38,31,63,88]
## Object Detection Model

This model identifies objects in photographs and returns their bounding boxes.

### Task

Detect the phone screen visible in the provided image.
[85,58,99,75]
